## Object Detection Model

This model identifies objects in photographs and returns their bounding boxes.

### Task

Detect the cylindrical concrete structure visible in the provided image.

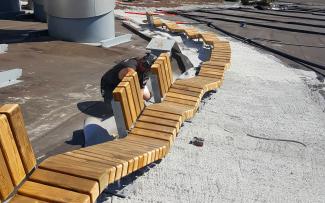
[0,0,20,13]
[33,0,47,22]
[46,0,116,43]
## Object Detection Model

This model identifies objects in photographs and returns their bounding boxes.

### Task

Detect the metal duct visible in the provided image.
[46,0,116,43]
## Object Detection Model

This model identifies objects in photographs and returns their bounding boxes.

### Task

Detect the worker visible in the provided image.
[100,53,157,104]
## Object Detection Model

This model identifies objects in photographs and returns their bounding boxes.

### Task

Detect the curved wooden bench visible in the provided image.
[0,103,170,203]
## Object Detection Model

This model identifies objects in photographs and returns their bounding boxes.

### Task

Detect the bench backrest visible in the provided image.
[0,104,36,201]
[112,72,145,137]
[150,53,173,102]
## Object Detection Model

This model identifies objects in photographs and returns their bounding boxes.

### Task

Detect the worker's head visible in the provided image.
[138,53,157,73]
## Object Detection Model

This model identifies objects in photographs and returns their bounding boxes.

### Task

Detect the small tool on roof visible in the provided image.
[190,137,204,147]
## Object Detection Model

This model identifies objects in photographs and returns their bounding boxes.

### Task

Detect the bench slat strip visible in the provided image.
[0,146,14,201]
[0,104,36,174]
[30,169,99,203]
[10,194,47,203]
[39,155,110,192]
[18,181,90,203]
[0,115,26,186]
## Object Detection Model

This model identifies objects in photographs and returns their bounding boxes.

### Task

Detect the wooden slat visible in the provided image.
[156,59,169,95]
[39,155,110,192]
[164,96,198,107]
[93,143,148,170]
[18,181,90,203]
[160,53,173,84]
[123,75,141,117]
[109,140,159,163]
[118,82,137,124]
[168,87,202,98]
[171,84,203,94]
[30,169,99,203]
[0,114,25,186]
[0,104,36,174]
[135,121,177,136]
[200,65,227,71]
[198,73,223,80]
[10,194,47,203]
[78,147,135,174]
[199,69,224,76]
[174,76,220,91]
[159,56,171,89]
[165,92,199,102]
[200,67,225,74]
[142,109,182,123]
[130,127,174,145]
[138,115,180,132]
[146,102,192,121]
[0,146,14,201]
[71,150,129,179]
[124,135,168,159]
[63,151,124,182]
[130,72,145,111]
[113,86,133,130]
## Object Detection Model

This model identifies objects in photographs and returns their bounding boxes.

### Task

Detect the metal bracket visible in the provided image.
[111,99,128,138]
[150,74,162,103]
[0,69,22,88]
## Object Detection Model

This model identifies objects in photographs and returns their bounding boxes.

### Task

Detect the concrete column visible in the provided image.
[0,0,20,13]
[46,0,116,43]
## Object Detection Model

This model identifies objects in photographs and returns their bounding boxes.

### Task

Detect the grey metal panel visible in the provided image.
[146,38,176,52]
[0,69,22,88]
[0,0,20,12]
[46,0,115,19]
[101,34,132,48]
[48,11,115,43]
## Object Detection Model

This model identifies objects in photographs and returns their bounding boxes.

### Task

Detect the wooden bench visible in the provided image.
[0,103,170,203]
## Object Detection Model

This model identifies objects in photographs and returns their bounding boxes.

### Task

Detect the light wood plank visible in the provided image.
[30,169,99,203]
[10,194,47,203]
[113,86,133,130]
[63,151,124,182]
[160,53,173,84]
[168,87,202,97]
[165,92,199,102]
[18,181,90,203]
[79,147,135,175]
[0,104,36,174]
[130,127,174,144]
[156,59,169,95]
[118,82,137,124]
[171,84,203,93]
[130,72,145,111]
[0,147,14,201]
[0,114,25,186]
[72,150,129,179]
[93,143,146,170]
[164,96,198,107]
[39,155,110,192]
[135,121,177,136]
[138,115,180,132]
[123,75,141,117]
[142,109,182,123]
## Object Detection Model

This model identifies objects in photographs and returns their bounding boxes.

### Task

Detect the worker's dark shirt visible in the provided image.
[100,58,148,99]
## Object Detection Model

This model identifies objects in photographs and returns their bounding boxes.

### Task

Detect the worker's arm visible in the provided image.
[118,67,151,101]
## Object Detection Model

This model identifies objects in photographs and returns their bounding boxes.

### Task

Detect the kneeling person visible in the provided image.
[101,53,157,104]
